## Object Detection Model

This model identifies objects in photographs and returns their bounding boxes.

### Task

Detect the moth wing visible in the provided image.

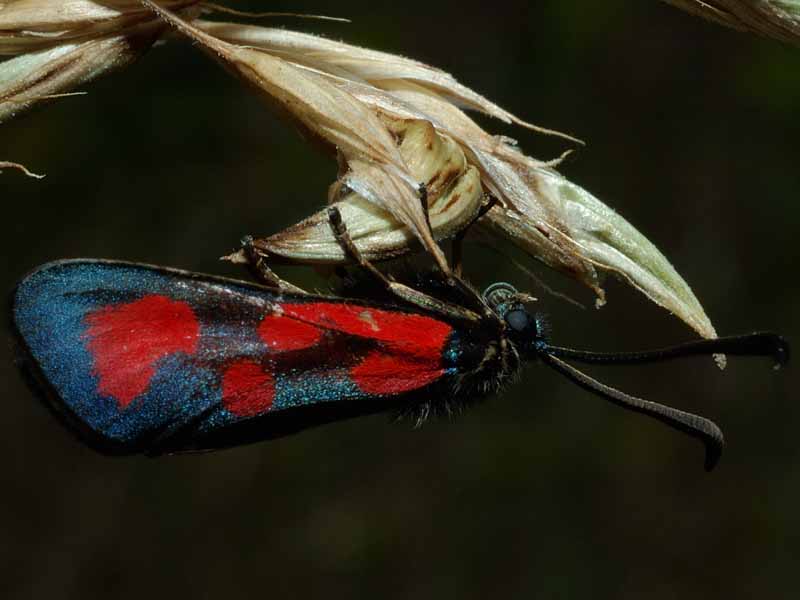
[12,260,455,455]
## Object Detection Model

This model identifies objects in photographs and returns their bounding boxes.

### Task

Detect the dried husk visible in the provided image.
[0,0,199,55]
[663,0,800,45]
[186,16,717,339]
[481,170,718,339]
[0,29,159,124]
[259,118,483,263]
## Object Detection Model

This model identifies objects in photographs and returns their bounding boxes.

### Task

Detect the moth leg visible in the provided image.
[326,206,481,322]
[240,236,307,294]
[326,207,389,284]
[419,182,433,235]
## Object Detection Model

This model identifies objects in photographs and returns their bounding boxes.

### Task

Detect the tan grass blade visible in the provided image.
[663,0,800,45]
[0,160,43,177]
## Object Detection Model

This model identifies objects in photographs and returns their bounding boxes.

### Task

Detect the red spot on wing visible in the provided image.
[283,302,453,396]
[83,294,199,408]
[222,360,275,417]
[258,314,323,351]
[351,351,444,395]
[282,303,452,358]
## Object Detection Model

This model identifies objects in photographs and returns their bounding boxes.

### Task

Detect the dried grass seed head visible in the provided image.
[1,1,721,341]
[184,9,718,339]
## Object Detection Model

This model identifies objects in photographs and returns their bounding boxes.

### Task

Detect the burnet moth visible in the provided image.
[12,245,788,470]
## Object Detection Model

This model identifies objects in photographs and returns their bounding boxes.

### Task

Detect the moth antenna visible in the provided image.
[540,353,724,471]
[546,332,789,369]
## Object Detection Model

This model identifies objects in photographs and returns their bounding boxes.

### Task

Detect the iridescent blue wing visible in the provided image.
[12,260,457,454]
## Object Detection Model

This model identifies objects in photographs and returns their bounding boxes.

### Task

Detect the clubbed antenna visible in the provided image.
[538,332,789,470]
[541,354,724,471]
[546,333,790,369]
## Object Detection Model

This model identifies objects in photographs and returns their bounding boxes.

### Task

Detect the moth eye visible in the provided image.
[505,309,530,333]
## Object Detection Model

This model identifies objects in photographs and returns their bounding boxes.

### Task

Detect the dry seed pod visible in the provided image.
[191,14,717,340]
[255,119,483,264]
[0,0,199,55]
[663,0,800,45]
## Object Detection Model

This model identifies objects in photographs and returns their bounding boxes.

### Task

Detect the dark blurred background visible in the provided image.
[2,1,798,598]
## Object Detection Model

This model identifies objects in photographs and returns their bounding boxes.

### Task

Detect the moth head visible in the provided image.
[482,282,547,356]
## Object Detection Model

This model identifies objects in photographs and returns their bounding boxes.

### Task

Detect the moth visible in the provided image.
[11,253,788,471]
